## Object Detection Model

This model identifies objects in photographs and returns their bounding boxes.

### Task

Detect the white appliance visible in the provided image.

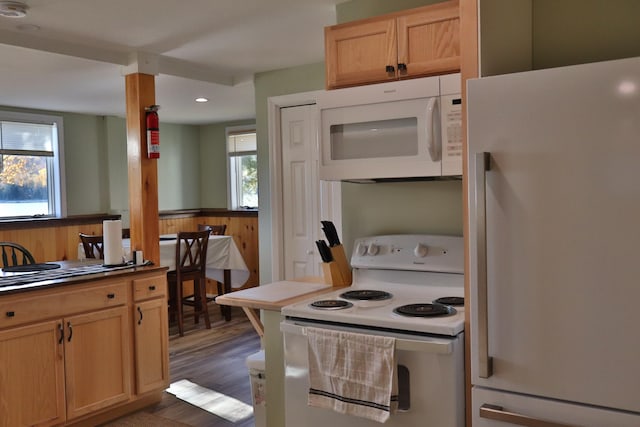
[281,234,465,427]
[467,57,640,426]
[317,74,462,181]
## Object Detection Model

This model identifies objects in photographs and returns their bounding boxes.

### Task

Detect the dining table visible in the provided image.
[78,234,250,320]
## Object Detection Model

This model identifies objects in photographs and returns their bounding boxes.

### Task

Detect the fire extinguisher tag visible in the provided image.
[147,131,160,151]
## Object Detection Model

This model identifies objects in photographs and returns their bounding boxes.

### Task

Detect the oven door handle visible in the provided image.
[280,321,454,355]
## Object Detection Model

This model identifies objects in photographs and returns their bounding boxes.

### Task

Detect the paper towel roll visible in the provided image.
[103,220,123,266]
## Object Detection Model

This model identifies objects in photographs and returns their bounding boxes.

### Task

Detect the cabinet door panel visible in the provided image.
[325,18,397,88]
[134,298,169,394]
[64,306,131,419]
[397,0,460,77]
[0,320,65,427]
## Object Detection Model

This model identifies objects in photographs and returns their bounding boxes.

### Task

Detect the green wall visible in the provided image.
[0,106,235,224]
[532,0,640,69]
[105,116,129,223]
[199,119,255,208]
[62,113,110,215]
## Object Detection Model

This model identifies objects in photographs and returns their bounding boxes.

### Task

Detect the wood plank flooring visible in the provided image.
[143,305,262,426]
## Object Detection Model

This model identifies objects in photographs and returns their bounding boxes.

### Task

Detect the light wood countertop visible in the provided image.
[215,277,345,337]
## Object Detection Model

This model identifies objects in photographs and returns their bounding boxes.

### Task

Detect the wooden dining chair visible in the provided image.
[196,223,229,317]
[0,242,36,268]
[197,223,227,236]
[167,230,211,337]
[79,233,104,259]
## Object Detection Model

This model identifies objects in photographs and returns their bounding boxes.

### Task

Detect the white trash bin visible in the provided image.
[246,350,266,427]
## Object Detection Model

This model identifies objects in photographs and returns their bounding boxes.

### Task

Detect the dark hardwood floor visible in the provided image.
[144,305,262,427]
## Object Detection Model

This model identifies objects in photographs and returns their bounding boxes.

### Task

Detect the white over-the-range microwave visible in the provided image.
[316,73,462,182]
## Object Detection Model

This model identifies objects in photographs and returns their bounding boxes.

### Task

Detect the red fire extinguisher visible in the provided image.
[145,105,160,159]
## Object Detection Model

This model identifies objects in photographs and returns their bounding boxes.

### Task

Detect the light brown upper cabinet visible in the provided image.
[325,0,460,89]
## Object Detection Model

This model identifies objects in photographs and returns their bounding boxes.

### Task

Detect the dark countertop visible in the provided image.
[0,260,167,295]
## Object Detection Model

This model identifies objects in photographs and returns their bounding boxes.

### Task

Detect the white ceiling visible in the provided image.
[0,0,343,125]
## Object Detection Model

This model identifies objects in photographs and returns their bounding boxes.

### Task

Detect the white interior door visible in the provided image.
[281,105,321,279]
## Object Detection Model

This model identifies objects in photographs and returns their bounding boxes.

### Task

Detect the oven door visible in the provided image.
[281,319,465,427]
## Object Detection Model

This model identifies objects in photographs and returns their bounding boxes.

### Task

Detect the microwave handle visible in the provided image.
[426,97,440,162]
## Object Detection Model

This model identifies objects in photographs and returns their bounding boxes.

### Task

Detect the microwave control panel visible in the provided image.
[441,94,463,176]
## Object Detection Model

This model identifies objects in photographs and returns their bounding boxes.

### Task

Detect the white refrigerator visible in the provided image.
[467,57,640,426]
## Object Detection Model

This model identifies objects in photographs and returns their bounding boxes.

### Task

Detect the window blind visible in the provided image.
[0,121,55,156]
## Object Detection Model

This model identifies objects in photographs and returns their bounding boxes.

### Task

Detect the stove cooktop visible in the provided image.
[282,234,465,336]
[284,290,463,336]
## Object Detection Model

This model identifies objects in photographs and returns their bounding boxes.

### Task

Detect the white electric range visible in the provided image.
[281,234,466,427]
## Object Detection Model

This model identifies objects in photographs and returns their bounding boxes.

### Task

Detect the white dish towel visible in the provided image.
[306,326,396,423]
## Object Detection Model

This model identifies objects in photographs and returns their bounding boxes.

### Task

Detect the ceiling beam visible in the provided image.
[0,30,236,86]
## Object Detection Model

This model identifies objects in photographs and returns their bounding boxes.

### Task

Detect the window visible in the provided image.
[227,126,257,209]
[0,111,65,219]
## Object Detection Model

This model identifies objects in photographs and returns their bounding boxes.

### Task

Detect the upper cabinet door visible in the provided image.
[397,0,460,79]
[324,0,460,90]
[325,18,398,89]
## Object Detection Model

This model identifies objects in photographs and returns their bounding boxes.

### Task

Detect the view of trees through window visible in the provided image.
[0,155,48,199]
[228,128,257,209]
[238,153,258,207]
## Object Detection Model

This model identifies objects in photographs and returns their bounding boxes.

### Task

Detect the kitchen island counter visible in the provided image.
[215,277,335,336]
[216,277,343,427]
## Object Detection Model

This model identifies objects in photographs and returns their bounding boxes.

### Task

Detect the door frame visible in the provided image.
[267,90,341,281]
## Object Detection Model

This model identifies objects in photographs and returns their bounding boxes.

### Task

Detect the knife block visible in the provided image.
[322,261,350,287]
[329,245,352,286]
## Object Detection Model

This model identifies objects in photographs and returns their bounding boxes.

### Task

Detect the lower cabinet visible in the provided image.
[0,269,168,427]
[134,298,169,394]
[0,320,66,427]
[64,306,131,420]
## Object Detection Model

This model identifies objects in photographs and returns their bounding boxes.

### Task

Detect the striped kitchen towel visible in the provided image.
[306,326,396,423]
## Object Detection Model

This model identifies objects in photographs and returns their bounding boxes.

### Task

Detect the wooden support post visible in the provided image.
[125,73,160,265]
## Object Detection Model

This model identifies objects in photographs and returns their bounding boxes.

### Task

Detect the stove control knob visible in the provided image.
[367,243,379,256]
[414,243,428,258]
[356,242,368,256]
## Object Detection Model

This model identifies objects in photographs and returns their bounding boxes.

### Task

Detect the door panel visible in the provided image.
[0,320,65,427]
[467,61,640,412]
[64,306,131,419]
[134,299,169,394]
[281,105,321,279]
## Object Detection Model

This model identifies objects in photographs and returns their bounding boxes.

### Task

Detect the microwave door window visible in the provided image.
[329,118,418,160]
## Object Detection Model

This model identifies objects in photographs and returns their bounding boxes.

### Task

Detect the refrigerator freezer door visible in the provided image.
[467,57,640,414]
[473,387,640,427]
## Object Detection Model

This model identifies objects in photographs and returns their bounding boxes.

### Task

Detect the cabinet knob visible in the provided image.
[398,63,407,72]
[6,311,15,318]
[385,65,395,73]
[149,285,156,291]
[107,293,115,299]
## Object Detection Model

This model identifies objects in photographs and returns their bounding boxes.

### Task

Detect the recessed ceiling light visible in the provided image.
[0,1,29,18]
[195,97,209,103]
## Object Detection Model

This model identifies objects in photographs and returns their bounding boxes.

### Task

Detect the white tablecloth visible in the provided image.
[78,234,250,289]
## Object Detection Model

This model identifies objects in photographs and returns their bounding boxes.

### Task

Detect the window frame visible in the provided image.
[226,124,257,210]
[0,110,67,219]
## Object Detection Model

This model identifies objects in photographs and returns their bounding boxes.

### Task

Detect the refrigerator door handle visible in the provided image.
[480,404,581,427]
[475,152,493,378]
